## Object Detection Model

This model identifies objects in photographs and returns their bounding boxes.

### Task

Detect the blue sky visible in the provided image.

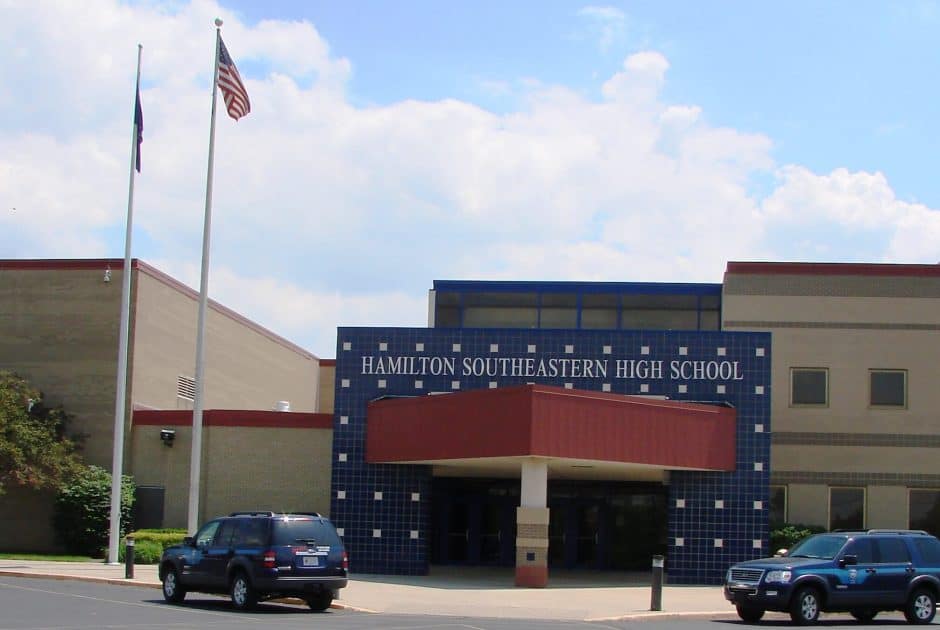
[2,0,940,358]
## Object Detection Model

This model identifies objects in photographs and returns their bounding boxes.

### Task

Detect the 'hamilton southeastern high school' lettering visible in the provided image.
[361,354,746,382]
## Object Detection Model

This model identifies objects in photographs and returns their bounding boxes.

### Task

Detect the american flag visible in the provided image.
[217,37,250,121]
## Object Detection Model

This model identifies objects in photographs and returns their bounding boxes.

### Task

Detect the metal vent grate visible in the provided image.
[177,375,196,401]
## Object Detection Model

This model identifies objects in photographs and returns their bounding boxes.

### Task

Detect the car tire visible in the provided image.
[735,604,765,623]
[306,590,333,612]
[161,567,186,603]
[789,587,821,625]
[850,608,877,623]
[230,571,258,611]
[904,588,936,625]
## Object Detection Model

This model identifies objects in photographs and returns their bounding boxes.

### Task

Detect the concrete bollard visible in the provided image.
[650,554,664,611]
[124,537,135,579]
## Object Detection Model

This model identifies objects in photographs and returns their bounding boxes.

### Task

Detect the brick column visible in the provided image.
[516,458,549,587]
[515,506,549,587]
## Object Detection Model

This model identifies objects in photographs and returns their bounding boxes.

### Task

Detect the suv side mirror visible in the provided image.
[183,536,195,547]
[840,554,858,567]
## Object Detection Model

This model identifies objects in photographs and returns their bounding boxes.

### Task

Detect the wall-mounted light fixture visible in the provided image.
[160,429,175,447]
[103,265,112,283]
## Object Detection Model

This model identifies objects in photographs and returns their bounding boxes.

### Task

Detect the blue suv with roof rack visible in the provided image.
[724,529,940,625]
[159,511,347,611]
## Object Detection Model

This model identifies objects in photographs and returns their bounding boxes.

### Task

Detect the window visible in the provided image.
[914,537,940,564]
[909,489,940,537]
[214,520,237,547]
[844,538,876,563]
[877,538,911,563]
[195,520,220,547]
[791,368,828,406]
[769,485,787,525]
[870,369,907,408]
[829,487,864,530]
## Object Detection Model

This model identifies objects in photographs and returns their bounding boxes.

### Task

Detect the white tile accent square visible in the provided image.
[676,499,686,508]
[755,385,764,395]
[753,501,763,510]
[716,384,726,394]
[714,538,723,548]
[754,462,764,471]
[410,530,419,539]
[342,341,351,351]
[717,347,726,356]
[490,343,499,353]
[452,343,461,352]
[565,344,574,354]
[489,381,498,389]
[379,342,388,351]
[675,537,685,547]
[415,342,424,352]
[337,490,346,499]
[340,415,349,425]
[715,500,724,509]
[753,539,762,549]
[338,453,347,462]
[411,492,420,502]
[336,528,344,536]
[378,379,387,389]
[756,347,765,357]
[564,383,573,389]
[755,424,764,433]
[372,529,381,538]
[679,346,688,356]
[640,383,649,393]
[415,380,423,389]
[641,345,650,355]
[528,344,537,353]
[374,491,383,501]
[602,383,611,392]
[451,381,461,390]
[678,384,688,394]
[341,379,350,388]
[603,345,612,355]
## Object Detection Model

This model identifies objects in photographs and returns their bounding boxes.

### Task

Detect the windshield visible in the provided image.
[787,534,849,559]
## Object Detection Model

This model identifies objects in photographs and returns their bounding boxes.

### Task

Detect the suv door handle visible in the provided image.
[906,567,916,573]
[865,568,877,574]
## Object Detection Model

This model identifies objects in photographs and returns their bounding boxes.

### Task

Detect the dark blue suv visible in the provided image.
[724,530,940,625]
[159,512,348,611]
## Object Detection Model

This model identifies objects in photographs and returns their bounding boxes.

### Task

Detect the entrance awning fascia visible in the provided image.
[366,385,736,471]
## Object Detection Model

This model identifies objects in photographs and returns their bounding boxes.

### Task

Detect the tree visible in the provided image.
[0,370,84,495]
[53,465,134,556]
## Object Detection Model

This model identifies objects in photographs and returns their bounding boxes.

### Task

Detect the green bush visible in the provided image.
[51,465,134,556]
[119,539,163,564]
[118,529,188,564]
[770,523,826,553]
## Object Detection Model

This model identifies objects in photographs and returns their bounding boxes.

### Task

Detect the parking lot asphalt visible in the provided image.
[0,560,733,621]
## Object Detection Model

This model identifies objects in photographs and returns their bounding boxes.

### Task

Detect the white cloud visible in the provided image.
[577,5,627,51]
[2,0,938,358]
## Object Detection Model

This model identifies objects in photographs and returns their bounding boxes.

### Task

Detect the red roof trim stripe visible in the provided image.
[726,261,940,277]
[133,409,333,429]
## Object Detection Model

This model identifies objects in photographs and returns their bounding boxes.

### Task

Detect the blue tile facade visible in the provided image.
[331,326,771,583]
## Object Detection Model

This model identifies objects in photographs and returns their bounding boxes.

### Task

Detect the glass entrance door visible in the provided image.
[432,478,518,566]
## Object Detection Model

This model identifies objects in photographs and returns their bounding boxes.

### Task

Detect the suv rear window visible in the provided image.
[914,537,940,564]
[271,519,342,547]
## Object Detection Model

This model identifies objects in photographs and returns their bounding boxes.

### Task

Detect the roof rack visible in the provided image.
[866,529,930,535]
[228,511,322,518]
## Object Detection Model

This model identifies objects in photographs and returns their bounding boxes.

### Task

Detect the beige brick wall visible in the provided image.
[130,424,333,529]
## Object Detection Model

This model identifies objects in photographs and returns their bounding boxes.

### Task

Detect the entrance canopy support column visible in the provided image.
[516,458,549,587]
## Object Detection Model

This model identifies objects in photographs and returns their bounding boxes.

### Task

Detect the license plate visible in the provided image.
[301,556,319,567]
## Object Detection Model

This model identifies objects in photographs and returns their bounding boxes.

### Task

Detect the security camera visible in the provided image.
[160,429,176,446]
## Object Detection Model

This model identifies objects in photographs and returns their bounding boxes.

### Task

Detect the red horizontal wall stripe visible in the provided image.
[133,409,333,429]
[726,261,940,277]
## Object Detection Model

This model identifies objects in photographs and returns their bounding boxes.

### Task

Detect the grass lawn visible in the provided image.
[0,553,98,562]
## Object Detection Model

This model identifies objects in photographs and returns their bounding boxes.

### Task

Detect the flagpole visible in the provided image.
[187,20,223,534]
[107,43,143,564]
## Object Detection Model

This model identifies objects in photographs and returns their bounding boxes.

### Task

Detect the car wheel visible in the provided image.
[306,590,333,612]
[230,571,258,611]
[850,609,877,623]
[161,567,186,603]
[789,587,821,625]
[904,588,936,624]
[735,603,765,623]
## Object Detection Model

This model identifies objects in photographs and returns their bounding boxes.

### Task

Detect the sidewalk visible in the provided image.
[0,560,734,621]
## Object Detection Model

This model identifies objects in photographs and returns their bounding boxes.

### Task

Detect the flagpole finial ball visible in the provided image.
[214,18,223,27]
